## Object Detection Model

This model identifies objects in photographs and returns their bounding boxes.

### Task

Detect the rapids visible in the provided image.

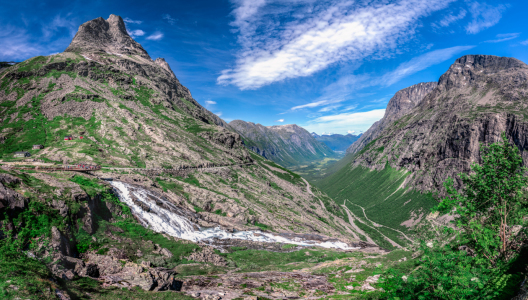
[110,181,356,250]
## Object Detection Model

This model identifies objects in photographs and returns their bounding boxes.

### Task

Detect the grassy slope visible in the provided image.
[317,160,437,247]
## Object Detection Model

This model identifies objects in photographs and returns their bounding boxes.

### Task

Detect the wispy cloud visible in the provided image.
[465,2,508,34]
[163,14,177,25]
[303,109,386,134]
[219,0,455,90]
[521,40,528,46]
[215,112,223,117]
[128,29,145,38]
[205,100,217,105]
[42,14,77,38]
[484,33,520,43]
[382,45,475,86]
[432,9,467,30]
[318,105,342,112]
[146,32,164,41]
[124,17,142,24]
[275,119,285,122]
[0,25,41,60]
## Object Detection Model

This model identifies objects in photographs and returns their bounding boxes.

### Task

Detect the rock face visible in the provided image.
[229,121,336,167]
[347,82,437,155]
[65,14,150,59]
[344,55,528,192]
[314,133,362,152]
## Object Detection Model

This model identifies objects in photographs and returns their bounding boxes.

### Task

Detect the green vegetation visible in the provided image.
[381,134,528,299]
[318,162,437,246]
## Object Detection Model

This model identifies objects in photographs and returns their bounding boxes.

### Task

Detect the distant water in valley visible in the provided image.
[110,181,356,250]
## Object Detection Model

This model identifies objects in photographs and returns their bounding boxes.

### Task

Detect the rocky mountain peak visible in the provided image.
[65,14,151,59]
[347,82,436,154]
[384,82,437,122]
[154,58,176,78]
[437,55,528,93]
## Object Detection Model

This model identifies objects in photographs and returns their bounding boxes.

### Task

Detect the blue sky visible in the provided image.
[2,0,528,134]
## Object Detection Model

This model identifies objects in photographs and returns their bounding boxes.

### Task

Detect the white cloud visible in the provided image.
[42,14,77,38]
[128,29,145,38]
[163,14,177,25]
[205,100,217,105]
[318,105,341,112]
[521,40,528,46]
[382,45,475,86]
[275,119,285,122]
[432,9,467,29]
[465,2,507,34]
[291,99,342,111]
[484,33,520,43]
[302,109,386,134]
[215,112,223,117]
[124,17,142,24]
[0,26,42,60]
[146,32,164,41]
[343,104,358,111]
[347,130,356,134]
[219,0,455,90]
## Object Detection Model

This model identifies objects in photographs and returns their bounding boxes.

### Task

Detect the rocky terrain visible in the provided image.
[0,14,396,299]
[347,55,528,191]
[229,120,337,167]
[347,82,437,155]
[318,55,528,249]
[312,133,362,152]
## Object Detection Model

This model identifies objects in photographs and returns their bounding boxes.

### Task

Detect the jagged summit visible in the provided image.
[65,14,150,59]
[154,58,176,78]
[347,81,436,154]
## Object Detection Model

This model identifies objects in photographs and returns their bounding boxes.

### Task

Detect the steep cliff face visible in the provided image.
[347,82,437,155]
[346,55,528,192]
[229,121,336,167]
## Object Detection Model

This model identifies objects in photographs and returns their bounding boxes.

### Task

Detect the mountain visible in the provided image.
[314,133,362,152]
[229,120,337,167]
[346,82,437,155]
[318,55,528,248]
[0,15,379,298]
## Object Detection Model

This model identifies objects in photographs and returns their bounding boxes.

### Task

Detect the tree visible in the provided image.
[380,133,528,299]
[437,133,528,263]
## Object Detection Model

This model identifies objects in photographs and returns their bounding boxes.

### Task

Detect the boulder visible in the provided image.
[51,226,74,257]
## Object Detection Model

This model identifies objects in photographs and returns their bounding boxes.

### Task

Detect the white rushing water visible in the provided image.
[110,181,357,250]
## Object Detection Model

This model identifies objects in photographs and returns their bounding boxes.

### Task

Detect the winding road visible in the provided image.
[342,201,403,248]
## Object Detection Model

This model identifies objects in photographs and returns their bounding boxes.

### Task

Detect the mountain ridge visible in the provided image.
[229,120,337,167]
[347,82,437,155]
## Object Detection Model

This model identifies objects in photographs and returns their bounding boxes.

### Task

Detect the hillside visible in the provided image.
[0,14,395,299]
[347,82,437,155]
[229,120,337,167]
[319,55,528,247]
[313,133,362,152]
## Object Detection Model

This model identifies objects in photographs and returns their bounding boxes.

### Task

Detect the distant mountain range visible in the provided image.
[311,133,362,152]
[229,120,337,167]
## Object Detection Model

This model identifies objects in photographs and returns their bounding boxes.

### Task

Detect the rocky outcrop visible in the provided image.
[348,55,528,192]
[51,226,75,257]
[86,253,181,291]
[184,246,228,267]
[65,14,150,59]
[229,121,336,167]
[347,82,437,155]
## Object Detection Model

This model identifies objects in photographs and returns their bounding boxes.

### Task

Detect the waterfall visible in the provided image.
[110,181,357,250]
